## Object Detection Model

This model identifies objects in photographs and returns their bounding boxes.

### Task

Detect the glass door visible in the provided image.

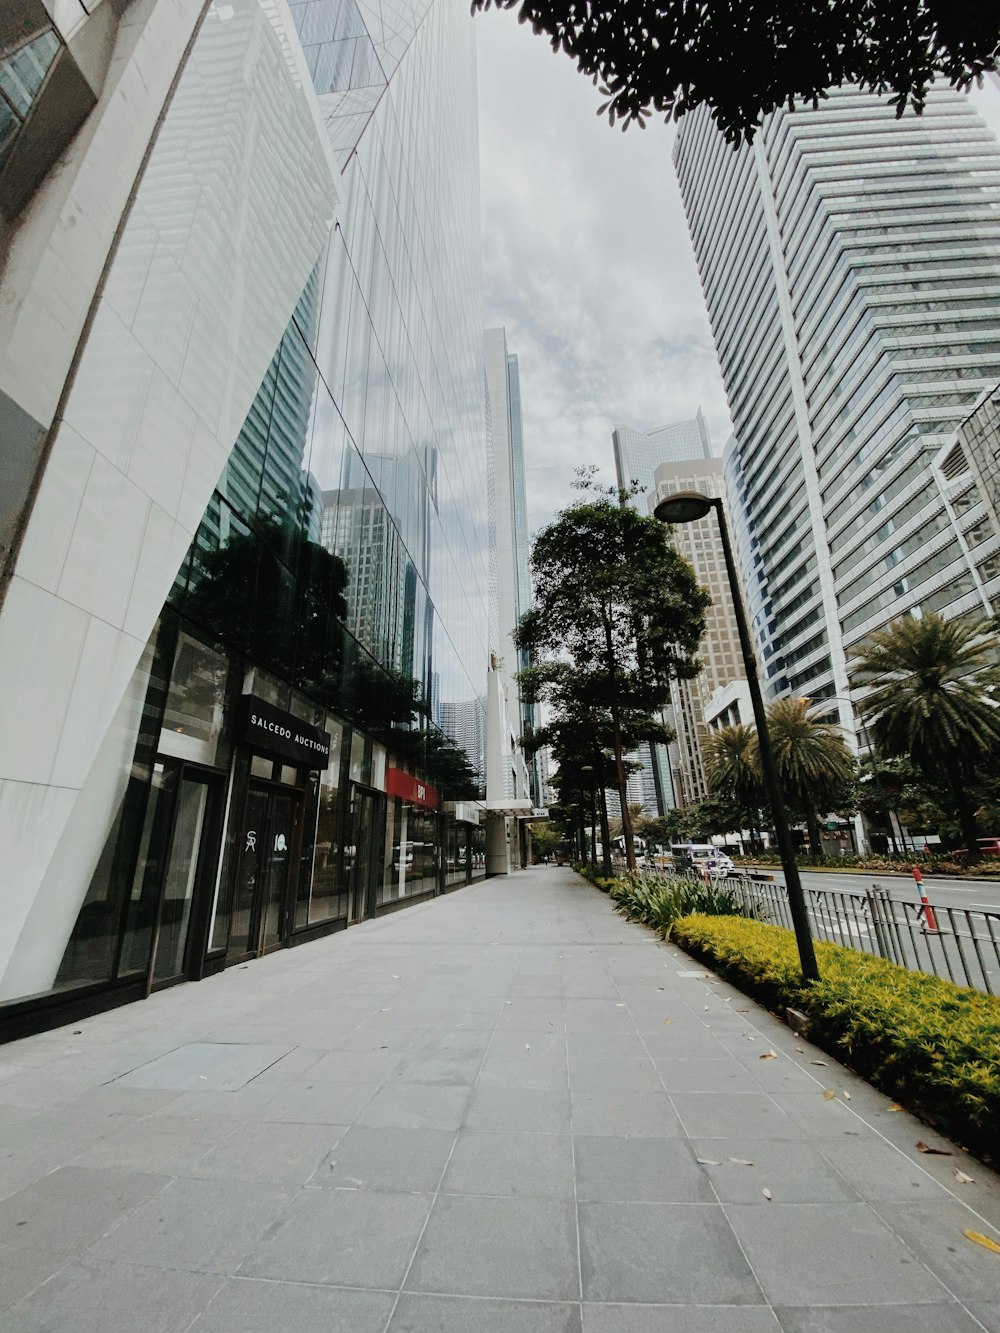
[227,785,269,961]
[348,787,383,923]
[227,781,302,960]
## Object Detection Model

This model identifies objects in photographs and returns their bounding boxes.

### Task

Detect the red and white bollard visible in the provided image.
[912,865,938,931]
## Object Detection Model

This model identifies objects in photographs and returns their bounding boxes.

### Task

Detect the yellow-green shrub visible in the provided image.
[673,914,1000,1160]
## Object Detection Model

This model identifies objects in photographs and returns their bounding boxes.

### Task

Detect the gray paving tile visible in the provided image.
[191,1120,343,1184]
[479,1056,570,1090]
[570,1088,682,1138]
[6,1259,223,1333]
[816,1137,952,1203]
[578,1201,762,1304]
[357,1083,472,1131]
[0,1242,67,1310]
[388,1054,483,1085]
[689,1140,859,1204]
[442,1131,574,1198]
[0,1166,170,1256]
[574,1136,714,1203]
[239,1188,430,1286]
[390,1293,582,1332]
[967,1303,1000,1333]
[726,1202,949,1305]
[194,1276,396,1331]
[564,1001,636,1034]
[296,1049,403,1083]
[70,1113,239,1174]
[876,1200,1000,1301]
[466,1085,570,1134]
[114,1042,293,1090]
[86,1177,293,1274]
[672,1092,796,1139]
[406,1195,578,1300]
[566,1033,647,1061]
[583,1306,780,1332]
[261,1080,380,1123]
[568,1056,662,1093]
[315,1125,456,1191]
[773,1304,985,1333]
[768,1092,866,1139]
[654,1058,751,1093]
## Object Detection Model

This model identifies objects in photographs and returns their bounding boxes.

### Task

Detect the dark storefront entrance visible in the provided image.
[227,780,304,961]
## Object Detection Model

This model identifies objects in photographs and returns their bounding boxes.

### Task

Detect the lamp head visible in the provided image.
[654,490,715,525]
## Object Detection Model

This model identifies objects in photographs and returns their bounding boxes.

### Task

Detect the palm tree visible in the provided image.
[763,697,856,859]
[852,613,1000,862]
[704,724,762,831]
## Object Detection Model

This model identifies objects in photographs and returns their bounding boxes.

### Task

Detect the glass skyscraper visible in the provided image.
[0,0,496,1030]
[675,88,1000,737]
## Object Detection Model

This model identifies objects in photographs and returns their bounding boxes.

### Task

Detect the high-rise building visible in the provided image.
[0,0,499,1033]
[613,411,713,499]
[675,88,1000,738]
[483,327,538,869]
[649,457,748,807]
[611,410,714,814]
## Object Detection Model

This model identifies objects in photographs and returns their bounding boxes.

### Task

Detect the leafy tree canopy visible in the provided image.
[472,0,998,143]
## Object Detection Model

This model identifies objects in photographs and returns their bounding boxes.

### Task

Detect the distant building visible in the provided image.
[650,456,748,806]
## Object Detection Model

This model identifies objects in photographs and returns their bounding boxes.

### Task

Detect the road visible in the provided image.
[795,869,1000,914]
[733,867,1000,994]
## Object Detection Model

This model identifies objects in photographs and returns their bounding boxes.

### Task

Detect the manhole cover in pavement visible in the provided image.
[113,1042,294,1091]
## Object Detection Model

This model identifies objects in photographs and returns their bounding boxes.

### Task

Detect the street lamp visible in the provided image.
[654,490,820,982]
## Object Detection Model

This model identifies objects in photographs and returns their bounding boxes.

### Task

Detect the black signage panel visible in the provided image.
[239,695,331,770]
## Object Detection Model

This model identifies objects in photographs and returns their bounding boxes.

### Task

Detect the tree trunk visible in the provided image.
[589,788,598,869]
[602,613,637,871]
[599,787,612,877]
[805,809,822,861]
[946,753,980,864]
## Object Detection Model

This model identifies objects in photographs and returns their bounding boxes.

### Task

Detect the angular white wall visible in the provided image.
[0,0,340,998]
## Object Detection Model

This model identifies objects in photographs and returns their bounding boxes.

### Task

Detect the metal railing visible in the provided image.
[704,872,1000,996]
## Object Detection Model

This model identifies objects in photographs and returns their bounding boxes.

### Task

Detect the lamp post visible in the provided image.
[654,490,820,982]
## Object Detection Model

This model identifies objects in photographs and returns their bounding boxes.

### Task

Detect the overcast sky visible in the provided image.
[476,19,1000,538]
[476,9,732,537]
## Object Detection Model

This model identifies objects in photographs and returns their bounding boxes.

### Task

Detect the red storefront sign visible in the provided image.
[385,766,439,809]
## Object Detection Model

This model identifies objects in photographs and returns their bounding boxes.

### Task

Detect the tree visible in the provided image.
[852,612,1000,862]
[763,698,857,860]
[704,723,764,833]
[472,0,998,144]
[516,472,708,869]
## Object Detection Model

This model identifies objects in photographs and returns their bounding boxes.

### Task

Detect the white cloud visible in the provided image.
[476,9,732,536]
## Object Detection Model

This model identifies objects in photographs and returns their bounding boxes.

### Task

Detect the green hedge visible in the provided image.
[672,914,1000,1161]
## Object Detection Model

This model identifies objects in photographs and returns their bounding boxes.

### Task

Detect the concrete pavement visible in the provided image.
[1,866,1000,1331]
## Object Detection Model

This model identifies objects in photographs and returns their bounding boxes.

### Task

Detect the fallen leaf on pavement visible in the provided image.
[615,1003,625,1008]
[843,1091,852,1101]
[524,1044,531,1050]
[729,1157,754,1166]
[955,1170,975,1184]
[759,1050,778,1061]
[663,1018,670,1024]
[886,1104,904,1112]
[916,1141,953,1155]
[762,1188,772,1200]
[824,1090,837,1101]
[696,1157,721,1165]
[810,1060,828,1066]
[964,1229,1000,1254]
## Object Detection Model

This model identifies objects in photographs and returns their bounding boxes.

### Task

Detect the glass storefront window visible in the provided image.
[158,632,230,766]
[301,718,347,925]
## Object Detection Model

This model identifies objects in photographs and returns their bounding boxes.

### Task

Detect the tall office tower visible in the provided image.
[610,410,713,814]
[0,0,495,1031]
[613,410,713,499]
[649,457,748,807]
[675,89,1000,738]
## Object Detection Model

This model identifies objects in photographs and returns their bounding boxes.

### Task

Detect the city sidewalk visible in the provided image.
[2,867,999,1332]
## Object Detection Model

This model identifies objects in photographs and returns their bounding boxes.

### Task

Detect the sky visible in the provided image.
[476,20,1000,540]
[475,8,732,537]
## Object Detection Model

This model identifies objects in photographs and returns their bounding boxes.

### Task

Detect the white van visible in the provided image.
[671,843,735,878]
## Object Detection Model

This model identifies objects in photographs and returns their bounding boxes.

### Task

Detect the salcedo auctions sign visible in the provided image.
[386,766,439,809]
[239,696,331,770]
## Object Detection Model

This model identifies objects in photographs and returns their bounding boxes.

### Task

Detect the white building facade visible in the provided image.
[675,88,1000,738]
